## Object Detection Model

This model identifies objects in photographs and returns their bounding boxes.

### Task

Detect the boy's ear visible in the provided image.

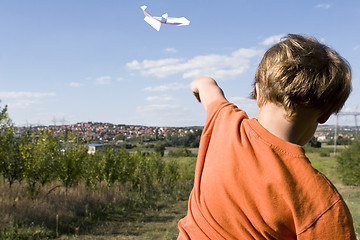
[255,83,261,107]
[317,112,332,124]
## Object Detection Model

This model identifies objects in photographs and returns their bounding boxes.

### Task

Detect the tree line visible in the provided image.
[0,104,194,200]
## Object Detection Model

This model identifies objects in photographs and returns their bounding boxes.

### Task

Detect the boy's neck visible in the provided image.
[257,102,319,146]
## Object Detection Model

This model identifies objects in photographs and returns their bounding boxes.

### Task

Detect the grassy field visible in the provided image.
[65,148,360,239]
[1,148,359,239]
[307,149,360,235]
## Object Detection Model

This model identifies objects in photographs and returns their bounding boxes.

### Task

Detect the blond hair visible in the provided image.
[252,34,351,116]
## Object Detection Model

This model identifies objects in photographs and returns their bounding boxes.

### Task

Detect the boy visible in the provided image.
[178,34,356,239]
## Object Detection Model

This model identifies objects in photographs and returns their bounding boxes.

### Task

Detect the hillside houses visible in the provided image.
[314,125,359,141]
[14,122,358,145]
[14,122,202,144]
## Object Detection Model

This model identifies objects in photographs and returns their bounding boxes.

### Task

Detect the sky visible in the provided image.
[0,0,359,127]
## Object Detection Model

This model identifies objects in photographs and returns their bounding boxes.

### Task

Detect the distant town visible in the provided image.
[13,122,359,145]
[315,125,359,142]
[14,122,202,145]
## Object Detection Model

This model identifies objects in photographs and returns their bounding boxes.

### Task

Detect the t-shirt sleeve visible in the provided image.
[297,199,357,240]
[201,99,231,136]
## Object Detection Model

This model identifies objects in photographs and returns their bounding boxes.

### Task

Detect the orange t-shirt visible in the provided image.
[178,100,356,240]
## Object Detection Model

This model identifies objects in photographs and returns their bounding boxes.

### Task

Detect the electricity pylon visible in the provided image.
[333,111,360,156]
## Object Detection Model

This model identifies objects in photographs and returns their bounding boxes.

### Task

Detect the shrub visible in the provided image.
[319,150,330,157]
[337,138,360,186]
[168,147,194,157]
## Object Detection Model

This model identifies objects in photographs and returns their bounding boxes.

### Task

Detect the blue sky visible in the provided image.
[0,1,359,127]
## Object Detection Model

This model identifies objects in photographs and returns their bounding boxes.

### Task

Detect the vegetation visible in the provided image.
[167,147,195,158]
[337,137,360,186]
[307,148,360,235]
[0,104,195,239]
[327,135,353,145]
[0,103,359,239]
[0,146,195,239]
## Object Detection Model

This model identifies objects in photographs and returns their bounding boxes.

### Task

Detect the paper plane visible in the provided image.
[140,5,190,31]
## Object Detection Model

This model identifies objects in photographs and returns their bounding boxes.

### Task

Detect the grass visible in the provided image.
[66,151,360,239]
[0,155,196,240]
[307,149,360,235]
[57,199,188,240]
[1,150,359,239]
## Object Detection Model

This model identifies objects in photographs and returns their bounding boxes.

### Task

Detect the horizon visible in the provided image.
[12,120,359,129]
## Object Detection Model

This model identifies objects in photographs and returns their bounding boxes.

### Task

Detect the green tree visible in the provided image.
[0,103,24,187]
[154,142,165,157]
[168,147,193,157]
[20,130,60,196]
[57,133,87,193]
[102,147,119,185]
[116,148,135,184]
[163,159,180,194]
[131,151,164,203]
[337,137,360,186]
[308,136,321,148]
[328,136,352,145]
[83,152,105,187]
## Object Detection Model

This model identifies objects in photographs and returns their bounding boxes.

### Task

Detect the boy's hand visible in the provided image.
[190,77,226,111]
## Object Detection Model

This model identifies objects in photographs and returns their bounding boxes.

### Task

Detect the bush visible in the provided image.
[337,138,360,186]
[168,147,194,157]
[308,137,321,148]
[319,150,330,157]
[154,142,165,156]
[328,136,353,145]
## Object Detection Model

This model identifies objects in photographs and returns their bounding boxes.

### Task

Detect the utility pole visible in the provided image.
[334,111,360,156]
[334,114,338,156]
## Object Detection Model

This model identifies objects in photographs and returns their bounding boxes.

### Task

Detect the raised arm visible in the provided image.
[190,77,226,111]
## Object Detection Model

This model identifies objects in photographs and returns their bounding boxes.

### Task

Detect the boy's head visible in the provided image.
[252,34,351,117]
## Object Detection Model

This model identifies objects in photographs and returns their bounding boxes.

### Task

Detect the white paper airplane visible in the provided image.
[140,5,190,31]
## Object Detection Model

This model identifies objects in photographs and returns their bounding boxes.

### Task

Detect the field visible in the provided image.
[307,148,360,235]
[0,147,359,239]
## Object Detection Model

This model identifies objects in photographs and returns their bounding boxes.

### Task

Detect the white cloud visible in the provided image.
[0,91,56,110]
[116,77,125,81]
[135,104,193,126]
[164,48,177,53]
[228,96,258,118]
[137,104,180,112]
[142,82,189,92]
[7,100,38,109]
[353,45,359,51]
[315,4,331,9]
[126,58,181,71]
[126,48,263,80]
[146,95,176,102]
[260,34,285,46]
[69,82,84,87]
[95,76,112,85]
[0,91,56,98]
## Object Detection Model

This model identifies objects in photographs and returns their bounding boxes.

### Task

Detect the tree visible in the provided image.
[337,137,360,186]
[20,130,60,196]
[0,103,24,187]
[308,136,321,148]
[154,142,165,156]
[168,147,194,157]
[328,136,352,145]
[57,133,87,193]
[83,153,105,187]
[102,147,119,185]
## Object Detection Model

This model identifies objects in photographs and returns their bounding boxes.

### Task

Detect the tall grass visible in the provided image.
[0,153,196,239]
